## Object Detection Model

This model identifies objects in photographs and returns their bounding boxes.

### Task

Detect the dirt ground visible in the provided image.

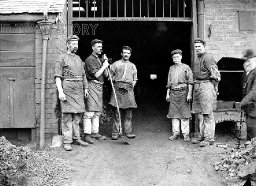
[46,101,236,186]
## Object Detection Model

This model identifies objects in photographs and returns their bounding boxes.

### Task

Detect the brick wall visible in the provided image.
[35,6,67,136]
[204,0,256,61]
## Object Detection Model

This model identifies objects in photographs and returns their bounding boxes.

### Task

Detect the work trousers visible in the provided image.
[172,118,190,136]
[62,113,82,144]
[112,108,133,135]
[246,115,256,140]
[84,111,101,134]
[198,112,216,141]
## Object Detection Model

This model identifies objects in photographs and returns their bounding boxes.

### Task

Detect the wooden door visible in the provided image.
[0,24,35,128]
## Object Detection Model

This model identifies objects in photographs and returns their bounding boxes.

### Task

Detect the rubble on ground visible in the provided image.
[0,136,72,186]
[214,137,256,185]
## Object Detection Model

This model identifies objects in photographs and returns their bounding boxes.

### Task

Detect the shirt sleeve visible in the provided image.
[204,55,221,81]
[55,55,64,79]
[132,64,138,81]
[185,65,194,84]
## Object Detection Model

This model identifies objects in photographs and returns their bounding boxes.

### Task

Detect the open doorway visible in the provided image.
[76,21,192,111]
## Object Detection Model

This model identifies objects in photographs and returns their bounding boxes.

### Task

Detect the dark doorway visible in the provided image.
[76,21,192,109]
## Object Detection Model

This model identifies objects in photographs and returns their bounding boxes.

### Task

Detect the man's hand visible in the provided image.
[102,54,109,69]
[166,95,170,102]
[186,94,192,102]
[84,89,88,98]
[59,91,66,101]
[102,60,109,69]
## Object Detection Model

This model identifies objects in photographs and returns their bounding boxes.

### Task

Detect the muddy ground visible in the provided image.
[46,101,238,186]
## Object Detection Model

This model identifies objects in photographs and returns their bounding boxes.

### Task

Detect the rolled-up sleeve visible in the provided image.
[204,55,221,82]
[132,64,138,81]
[55,55,63,79]
[186,66,194,85]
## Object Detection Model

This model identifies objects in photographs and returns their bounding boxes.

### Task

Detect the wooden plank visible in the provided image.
[0,67,35,128]
[0,14,46,22]
[0,51,35,67]
[0,34,35,52]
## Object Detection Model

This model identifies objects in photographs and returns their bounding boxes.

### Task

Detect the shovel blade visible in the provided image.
[51,135,63,148]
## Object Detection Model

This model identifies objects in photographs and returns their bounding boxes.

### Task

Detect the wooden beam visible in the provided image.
[68,0,73,35]
[72,17,192,22]
[0,14,56,22]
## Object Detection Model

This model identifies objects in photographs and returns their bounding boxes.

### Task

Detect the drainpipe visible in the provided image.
[37,11,52,149]
[197,0,204,39]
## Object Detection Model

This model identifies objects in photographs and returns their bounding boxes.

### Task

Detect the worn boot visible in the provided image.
[169,134,179,141]
[63,144,72,151]
[91,133,102,139]
[191,136,204,144]
[184,135,191,142]
[84,134,94,144]
[126,133,136,139]
[73,139,89,147]
[111,133,119,140]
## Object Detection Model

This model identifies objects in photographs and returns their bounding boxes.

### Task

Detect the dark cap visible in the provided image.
[91,39,103,46]
[242,49,256,60]
[66,35,79,43]
[194,38,206,45]
[171,49,182,56]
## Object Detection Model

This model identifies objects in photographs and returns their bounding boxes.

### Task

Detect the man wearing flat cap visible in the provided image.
[166,49,193,142]
[83,39,109,144]
[55,35,89,151]
[240,49,256,140]
[192,38,221,147]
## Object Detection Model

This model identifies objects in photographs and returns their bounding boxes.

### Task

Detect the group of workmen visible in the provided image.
[55,34,256,151]
[55,35,137,151]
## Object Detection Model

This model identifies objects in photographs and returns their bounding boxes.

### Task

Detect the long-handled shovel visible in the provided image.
[107,68,130,145]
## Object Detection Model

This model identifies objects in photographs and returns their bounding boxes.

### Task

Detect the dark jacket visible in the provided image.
[241,68,256,117]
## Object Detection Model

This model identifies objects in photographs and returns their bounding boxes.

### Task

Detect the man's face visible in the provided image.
[121,49,131,61]
[67,40,78,53]
[244,57,256,73]
[172,54,182,64]
[92,43,103,55]
[194,42,205,55]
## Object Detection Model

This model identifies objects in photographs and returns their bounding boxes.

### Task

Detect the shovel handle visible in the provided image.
[107,68,122,134]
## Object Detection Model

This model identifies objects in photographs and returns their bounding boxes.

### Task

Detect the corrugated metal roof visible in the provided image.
[0,0,66,14]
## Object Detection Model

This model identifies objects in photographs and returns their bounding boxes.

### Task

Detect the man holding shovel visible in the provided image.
[83,39,109,144]
[55,35,89,151]
[109,46,137,140]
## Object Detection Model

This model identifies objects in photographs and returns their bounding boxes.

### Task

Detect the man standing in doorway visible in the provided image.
[166,49,193,142]
[192,38,220,147]
[241,49,256,140]
[109,46,137,140]
[55,35,89,151]
[83,39,109,144]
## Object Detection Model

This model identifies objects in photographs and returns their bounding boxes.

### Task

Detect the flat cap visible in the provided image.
[66,35,79,43]
[194,38,206,45]
[91,39,103,46]
[242,49,256,60]
[171,49,182,56]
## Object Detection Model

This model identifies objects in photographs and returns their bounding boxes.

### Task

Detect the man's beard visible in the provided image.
[71,48,78,53]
